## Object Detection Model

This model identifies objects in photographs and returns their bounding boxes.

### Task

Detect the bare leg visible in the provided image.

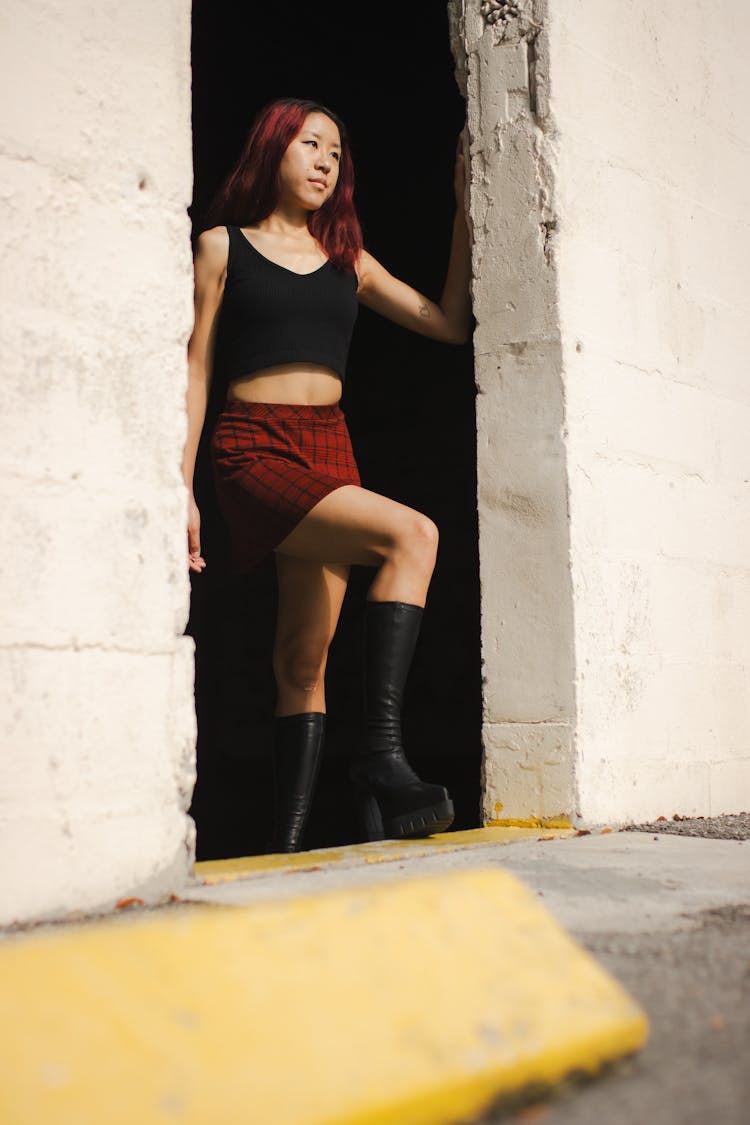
[270,554,349,851]
[273,553,349,716]
[274,485,438,607]
[273,486,452,841]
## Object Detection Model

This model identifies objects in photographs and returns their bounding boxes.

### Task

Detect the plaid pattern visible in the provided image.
[210,399,361,572]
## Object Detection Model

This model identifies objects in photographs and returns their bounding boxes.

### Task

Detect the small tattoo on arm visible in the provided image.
[418,302,430,319]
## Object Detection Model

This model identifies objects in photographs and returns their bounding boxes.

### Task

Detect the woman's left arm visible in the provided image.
[356,137,472,345]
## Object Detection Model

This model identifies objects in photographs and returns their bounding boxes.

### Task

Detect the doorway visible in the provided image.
[187,0,481,859]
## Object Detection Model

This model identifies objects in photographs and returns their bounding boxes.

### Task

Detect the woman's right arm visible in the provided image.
[183,225,228,573]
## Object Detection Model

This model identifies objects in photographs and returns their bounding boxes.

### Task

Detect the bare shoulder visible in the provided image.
[354,247,388,293]
[194,225,229,277]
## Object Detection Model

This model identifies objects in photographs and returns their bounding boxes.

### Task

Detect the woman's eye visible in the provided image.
[305,139,317,147]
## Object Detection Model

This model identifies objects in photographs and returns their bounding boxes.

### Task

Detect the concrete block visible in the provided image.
[552,39,749,222]
[576,648,750,758]
[563,346,719,481]
[467,34,559,348]
[0,0,194,923]
[482,721,576,823]
[568,551,750,675]
[708,759,750,816]
[699,300,750,403]
[645,559,750,666]
[558,233,708,382]
[549,0,748,127]
[1,2,191,200]
[578,757,712,826]
[0,324,188,494]
[476,345,575,723]
[458,11,577,817]
[0,642,195,925]
[573,647,750,822]
[567,456,750,574]
[0,488,188,649]
[0,870,648,1124]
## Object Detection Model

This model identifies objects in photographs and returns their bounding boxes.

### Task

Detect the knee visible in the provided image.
[274,633,328,694]
[395,512,439,567]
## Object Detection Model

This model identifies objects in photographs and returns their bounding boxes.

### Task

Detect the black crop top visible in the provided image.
[211,224,359,388]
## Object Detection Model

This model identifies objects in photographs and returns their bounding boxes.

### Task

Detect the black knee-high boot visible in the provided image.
[350,601,455,841]
[272,712,326,853]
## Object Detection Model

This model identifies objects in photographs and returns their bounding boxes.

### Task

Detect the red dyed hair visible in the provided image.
[205,97,363,273]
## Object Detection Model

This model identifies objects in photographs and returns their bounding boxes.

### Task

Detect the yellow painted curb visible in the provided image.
[487,802,572,830]
[194,825,573,884]
[487,816,572,829]
[0,869,647,1125]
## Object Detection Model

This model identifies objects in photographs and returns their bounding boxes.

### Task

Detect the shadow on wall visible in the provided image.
[186,0,481,859]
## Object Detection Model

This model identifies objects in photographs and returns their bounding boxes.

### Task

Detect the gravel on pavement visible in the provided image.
[623,811,750,841]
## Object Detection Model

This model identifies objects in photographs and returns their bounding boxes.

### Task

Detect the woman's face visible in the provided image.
[278,111,342,212]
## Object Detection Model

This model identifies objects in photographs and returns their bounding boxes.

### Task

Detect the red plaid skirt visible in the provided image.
[210,399,361,572]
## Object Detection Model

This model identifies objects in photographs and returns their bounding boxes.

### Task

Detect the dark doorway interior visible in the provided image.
[187,1,481,859]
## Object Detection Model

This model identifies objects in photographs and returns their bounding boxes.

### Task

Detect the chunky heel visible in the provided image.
[351,769,455,841]
[354,788,386,842]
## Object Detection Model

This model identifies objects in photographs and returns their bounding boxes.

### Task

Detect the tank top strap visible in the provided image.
[227,223,263,273]
[225,223,244,276]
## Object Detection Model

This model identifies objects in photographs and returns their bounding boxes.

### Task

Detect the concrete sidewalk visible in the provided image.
[186,828,750,932]
[2,827,747,1124]
[188,828,750,1124]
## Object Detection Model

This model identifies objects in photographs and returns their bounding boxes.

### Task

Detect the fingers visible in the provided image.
[188,522,206,573]
[188,548,206,573]
[188,550,206,573]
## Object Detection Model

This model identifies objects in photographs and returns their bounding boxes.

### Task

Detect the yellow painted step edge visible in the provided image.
[194,824,573,884]
[0,867,648,1125]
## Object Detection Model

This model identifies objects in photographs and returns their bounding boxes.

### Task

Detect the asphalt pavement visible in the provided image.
[474,826,750,1125]
[486,899,750,1125]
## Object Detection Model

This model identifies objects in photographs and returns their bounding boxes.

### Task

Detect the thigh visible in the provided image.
[274,484,424,566]
[274,553,350,655]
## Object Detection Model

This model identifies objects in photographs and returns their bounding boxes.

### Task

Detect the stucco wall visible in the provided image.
[549,0,750,822]
[453,0,750,827]
[450,2,578,825]
[0,1,196,923]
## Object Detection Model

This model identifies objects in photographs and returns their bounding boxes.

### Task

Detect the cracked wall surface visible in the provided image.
[0,0,196,924]
[454,0,750,826]
[450,1,578,825]
[549,0,750,822]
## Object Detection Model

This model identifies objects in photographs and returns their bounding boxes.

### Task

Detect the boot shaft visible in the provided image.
[363,600,424,723]
[272,711,326,853]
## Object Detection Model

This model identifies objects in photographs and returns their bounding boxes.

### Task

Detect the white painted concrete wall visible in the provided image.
[2,0,745,925]
[0,0,196,924]
[453,0,750,827]
[450,2,578,826]
[549,0,750,823]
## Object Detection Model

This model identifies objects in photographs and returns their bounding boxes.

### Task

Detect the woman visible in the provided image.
[185,97,472,854]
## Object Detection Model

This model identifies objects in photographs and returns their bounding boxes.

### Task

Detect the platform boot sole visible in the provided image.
[356,790,455,842]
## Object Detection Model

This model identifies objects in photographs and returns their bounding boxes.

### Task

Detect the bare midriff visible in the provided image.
[226,363,342,406]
